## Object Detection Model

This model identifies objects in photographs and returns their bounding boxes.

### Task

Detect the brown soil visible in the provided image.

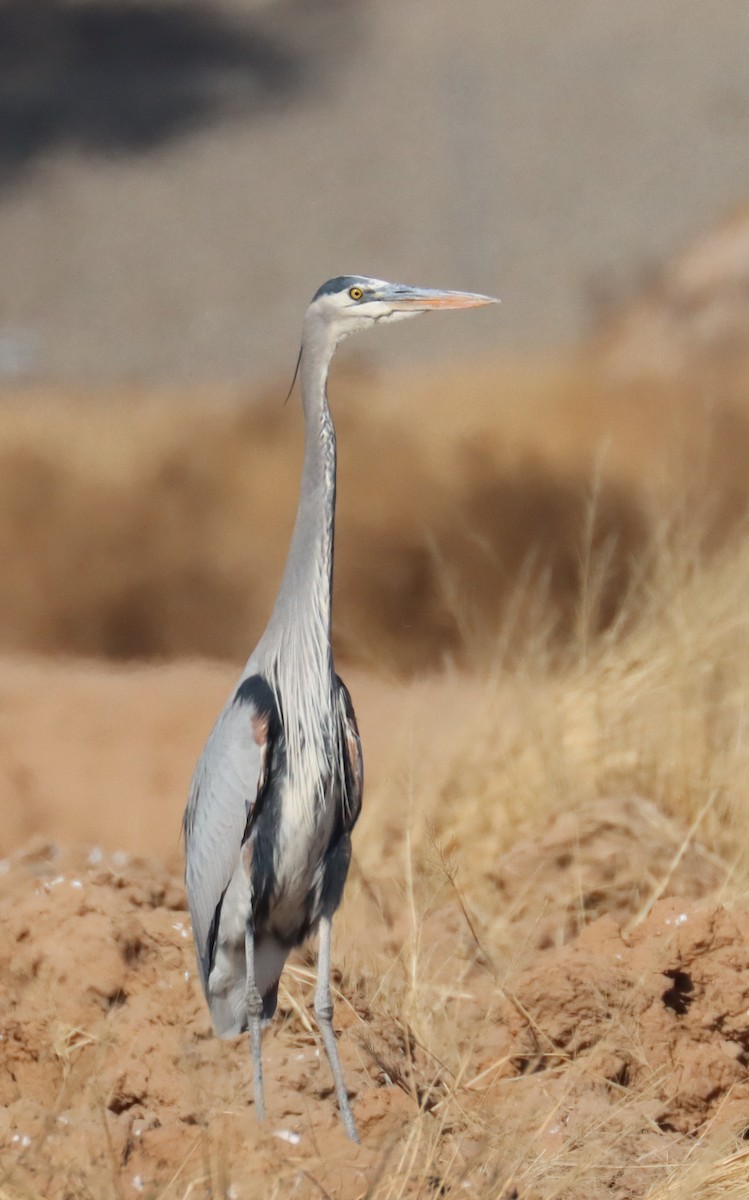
[1,827,747,1199]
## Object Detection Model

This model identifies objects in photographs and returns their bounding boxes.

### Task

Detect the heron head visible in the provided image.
[306,275,498,345]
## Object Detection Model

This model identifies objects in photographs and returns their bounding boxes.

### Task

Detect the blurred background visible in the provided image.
[1,0,749,670]
[1,0,749,379]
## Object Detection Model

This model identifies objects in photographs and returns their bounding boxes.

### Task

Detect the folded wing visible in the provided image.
[184,675,278,994]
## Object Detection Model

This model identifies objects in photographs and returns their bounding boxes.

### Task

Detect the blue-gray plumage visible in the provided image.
[183,274,497,1142]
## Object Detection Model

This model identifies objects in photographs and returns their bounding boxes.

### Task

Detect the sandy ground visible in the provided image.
[0,658,467,860]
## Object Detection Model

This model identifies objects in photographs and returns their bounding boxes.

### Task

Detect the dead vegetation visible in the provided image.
[1,343,749,674]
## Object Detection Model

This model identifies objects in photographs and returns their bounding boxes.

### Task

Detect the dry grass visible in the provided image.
[348,503,749,898]
[343,501,749,1199]
[1,352,749,673]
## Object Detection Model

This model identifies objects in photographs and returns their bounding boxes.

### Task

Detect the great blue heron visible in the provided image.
[183,275,497,1142]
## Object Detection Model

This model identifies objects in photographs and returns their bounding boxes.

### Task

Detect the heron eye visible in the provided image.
[348,286,364,301]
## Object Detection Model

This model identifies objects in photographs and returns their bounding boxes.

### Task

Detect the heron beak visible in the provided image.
[386,286,498,311]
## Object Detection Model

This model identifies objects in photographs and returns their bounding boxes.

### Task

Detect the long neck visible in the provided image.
[261,323,337,684]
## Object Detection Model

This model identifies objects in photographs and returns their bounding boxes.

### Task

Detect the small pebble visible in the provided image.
[274,1129,301,1145]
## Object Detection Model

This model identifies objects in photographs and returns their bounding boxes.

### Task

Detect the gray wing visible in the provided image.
[183,674,278,992]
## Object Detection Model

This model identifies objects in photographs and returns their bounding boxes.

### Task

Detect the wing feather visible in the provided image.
[183,675,278,992]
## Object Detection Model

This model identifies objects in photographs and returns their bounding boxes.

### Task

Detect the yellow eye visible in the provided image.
[348,286,364,301]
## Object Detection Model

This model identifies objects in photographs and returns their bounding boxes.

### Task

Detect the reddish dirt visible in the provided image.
[484,793,727,950]
[0,844,450,1199]
[478,903,749,1200]
[497,897,749,1141]
[1,814,747,1198]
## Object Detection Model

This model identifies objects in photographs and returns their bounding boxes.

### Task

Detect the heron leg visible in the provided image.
[244,924,265,1122]
[314,913,359,1143]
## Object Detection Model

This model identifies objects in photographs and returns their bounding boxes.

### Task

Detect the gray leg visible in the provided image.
[315,913,359,1143]
[244,924,265,1122]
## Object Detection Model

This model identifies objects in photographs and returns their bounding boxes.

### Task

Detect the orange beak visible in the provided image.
[386,285,499,311]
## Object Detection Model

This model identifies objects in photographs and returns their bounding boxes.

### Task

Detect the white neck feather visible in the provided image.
[256,319,339,819]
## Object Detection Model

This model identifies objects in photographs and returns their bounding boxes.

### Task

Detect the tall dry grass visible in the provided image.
[1,353,748,675]
[335,507,749,1200]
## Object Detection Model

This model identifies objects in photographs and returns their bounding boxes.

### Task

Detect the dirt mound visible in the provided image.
[484,794,727,950]
[1,830,746,1200]
[0,845,446,1199]
[491,898,749,1187]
